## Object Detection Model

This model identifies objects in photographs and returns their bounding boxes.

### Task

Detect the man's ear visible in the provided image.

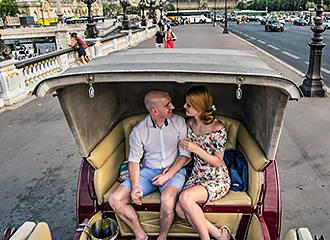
[150,107,158,115]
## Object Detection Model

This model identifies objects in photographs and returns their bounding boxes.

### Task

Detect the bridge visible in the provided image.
[0,22,156,109]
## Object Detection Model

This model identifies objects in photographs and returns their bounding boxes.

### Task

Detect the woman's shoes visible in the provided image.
[219,225,231,240]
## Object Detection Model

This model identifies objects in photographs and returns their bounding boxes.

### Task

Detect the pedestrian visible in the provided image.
[155,29,165,48]
[69,32,90,64]
[165,27,177,48]
[109,90,190,240]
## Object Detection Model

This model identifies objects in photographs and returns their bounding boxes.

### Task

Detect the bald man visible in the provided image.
[109,90,190,240]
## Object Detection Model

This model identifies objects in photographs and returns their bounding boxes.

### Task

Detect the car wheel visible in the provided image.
[280,28,284,32]
[265,27,267,31]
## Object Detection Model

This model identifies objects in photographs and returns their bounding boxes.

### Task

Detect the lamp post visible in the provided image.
[213,0,217,27]
[300,0,327,97]
[148,0,157,24]
[39,0,45,26]
[176,0,179,23]
[56,0,64,24]
[159,0,166,20]
[223,0,228,34]
[83,0,99,38]
[139,0,147,26]
[120,0,130,30]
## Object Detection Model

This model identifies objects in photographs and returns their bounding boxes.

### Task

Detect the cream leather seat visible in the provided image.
[85,113,269,237]
[9,221,52,240]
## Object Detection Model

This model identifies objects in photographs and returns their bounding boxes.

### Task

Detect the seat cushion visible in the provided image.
[103,181,251,206]
[27,222,52,240]
[9,221,36,240]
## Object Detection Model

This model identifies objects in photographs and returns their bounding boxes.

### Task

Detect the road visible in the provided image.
[0,24,329,240]
[227,21,330,85]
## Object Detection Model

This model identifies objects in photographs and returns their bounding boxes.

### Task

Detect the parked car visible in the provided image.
[4,49,323,240]
[265,19,284,32]
[293,18,308,26]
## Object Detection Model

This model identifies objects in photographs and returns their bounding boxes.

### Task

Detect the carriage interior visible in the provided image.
[52,81,293,240]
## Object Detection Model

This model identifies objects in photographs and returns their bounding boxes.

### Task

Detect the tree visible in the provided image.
[236,1,247,10]
[103,3,122,17]
[164,3,175,11]
[0,0,18,18]
[127,5,140,14]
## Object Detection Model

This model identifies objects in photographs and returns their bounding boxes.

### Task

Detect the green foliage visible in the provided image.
[165,3,175,11]
[0,0,18,17]
[235,0,330,11]
[103,3,122,17]
[127,5,140,14]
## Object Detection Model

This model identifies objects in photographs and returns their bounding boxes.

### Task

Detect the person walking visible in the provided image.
[165,28,177,48]
[155,29,165,48]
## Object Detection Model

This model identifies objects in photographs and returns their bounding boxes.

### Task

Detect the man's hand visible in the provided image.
[152,168,170,186]
[131,186,143,205]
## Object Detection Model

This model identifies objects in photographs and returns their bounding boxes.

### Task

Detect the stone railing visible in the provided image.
[0,26,157,108]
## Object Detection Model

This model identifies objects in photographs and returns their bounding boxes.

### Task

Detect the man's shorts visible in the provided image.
[121,167,187,196]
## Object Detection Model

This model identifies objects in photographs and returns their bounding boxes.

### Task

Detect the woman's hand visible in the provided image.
[180,139,200,153]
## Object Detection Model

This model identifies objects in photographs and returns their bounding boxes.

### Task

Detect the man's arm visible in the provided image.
[128,128,144,205]
[152,155,189,186]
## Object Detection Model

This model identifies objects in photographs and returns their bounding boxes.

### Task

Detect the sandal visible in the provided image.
[219,225,231,240]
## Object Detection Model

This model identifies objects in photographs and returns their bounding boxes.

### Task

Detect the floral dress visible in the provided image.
[183,125,231,203]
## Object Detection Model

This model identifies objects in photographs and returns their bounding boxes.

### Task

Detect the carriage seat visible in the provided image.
[87,113,268,208]
[9,221,52,240]
[86,113,269,237]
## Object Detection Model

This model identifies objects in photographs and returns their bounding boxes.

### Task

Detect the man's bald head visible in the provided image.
[144,90,169,112]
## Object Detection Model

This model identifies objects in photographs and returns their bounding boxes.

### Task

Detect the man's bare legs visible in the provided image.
[175,186,229,240]
[157,186,180,240]
[109,185,148,240]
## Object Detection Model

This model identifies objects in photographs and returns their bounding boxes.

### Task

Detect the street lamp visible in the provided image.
[159,0,166,20]
[39,0,45,26]
[139,0,147,26]
[120,0,130,30]
[223,0,228,34]
[82,0,99,38]
[300,0,327,97]
[148,0,157,24]
[213,0,217,27]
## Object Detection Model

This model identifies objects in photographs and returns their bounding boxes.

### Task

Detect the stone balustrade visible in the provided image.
[0,26,156,109]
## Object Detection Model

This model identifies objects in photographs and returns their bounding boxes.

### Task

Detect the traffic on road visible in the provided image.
[228,21,330,85]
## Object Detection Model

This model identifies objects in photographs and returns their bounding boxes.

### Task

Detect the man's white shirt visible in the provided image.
[128,114,190,169]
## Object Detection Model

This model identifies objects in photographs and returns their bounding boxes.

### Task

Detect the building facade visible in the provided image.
[168,0,237,10]
[17,0,103,21]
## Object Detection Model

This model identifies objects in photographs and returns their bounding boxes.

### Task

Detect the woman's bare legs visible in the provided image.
[176,185,228,240]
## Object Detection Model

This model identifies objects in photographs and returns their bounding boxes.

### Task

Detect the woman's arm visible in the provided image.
[181,140,224,168]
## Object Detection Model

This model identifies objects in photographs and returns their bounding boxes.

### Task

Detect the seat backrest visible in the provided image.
[9,222,36,240]
[27,222,52,240]
[88,113,268,205]
[122,114,147,159]
[9,222,52,240]
[87,114,146,204]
